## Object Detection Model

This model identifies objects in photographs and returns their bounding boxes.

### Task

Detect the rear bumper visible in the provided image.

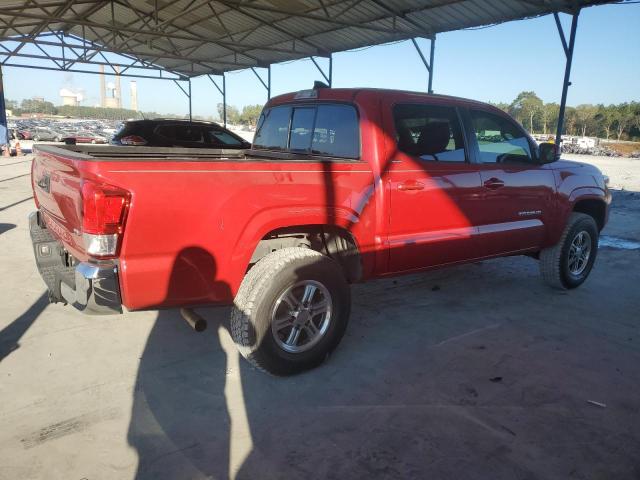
[29,211,123,315]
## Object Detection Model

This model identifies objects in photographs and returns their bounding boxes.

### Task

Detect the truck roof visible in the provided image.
[267,87,499,111]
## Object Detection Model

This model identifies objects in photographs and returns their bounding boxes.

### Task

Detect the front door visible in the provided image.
[384,102,483,273]
[466,108,556,257]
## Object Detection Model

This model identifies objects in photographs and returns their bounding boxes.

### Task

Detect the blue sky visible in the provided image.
[2,2,639,118]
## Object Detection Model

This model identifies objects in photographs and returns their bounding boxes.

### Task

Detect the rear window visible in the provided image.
[254,104,359,159]
[155,124,203,143]
[204,128,243,147]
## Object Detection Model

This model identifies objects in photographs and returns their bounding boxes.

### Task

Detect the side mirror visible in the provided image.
[538,142,558,164]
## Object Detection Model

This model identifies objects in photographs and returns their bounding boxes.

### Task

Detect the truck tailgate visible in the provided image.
[32,147,86,259]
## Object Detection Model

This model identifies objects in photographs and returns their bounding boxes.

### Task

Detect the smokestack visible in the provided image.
[100,65,106,108]
[115,66,121,108]
[130,81,138,111]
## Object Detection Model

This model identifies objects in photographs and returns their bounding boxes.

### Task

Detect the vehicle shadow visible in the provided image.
[0,223,16,235]
[126,246,640,480]
[0,292,49,362]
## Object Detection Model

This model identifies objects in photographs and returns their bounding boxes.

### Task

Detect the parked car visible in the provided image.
[32,128,65,142]
[62,131,107,144]
[15,129,33,140]
[111,119,251,149]
[29,87,611,375]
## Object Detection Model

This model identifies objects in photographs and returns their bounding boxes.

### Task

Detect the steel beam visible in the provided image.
[555,11,580,149]
[207,74,226,127]
[174,78,192,121]
[0,64,7,144]
[2,62,185,80]
[310,55,332,86]
[251,66,271,99]
[411,36,435,94]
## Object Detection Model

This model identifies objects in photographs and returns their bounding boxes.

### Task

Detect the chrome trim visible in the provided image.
[30,210,123,315]
[60,262,123,315]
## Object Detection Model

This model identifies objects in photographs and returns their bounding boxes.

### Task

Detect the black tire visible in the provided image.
[231,247,351,375]
[540,212,599,289]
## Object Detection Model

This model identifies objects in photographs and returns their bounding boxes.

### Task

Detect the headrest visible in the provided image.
[416,121,450,156]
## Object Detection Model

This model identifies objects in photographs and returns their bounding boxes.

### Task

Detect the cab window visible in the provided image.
[254,104,360,159]
[470,110,533,163]
[254,106,292,151]
[393,104,466,162]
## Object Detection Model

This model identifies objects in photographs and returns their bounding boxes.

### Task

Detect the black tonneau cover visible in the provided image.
[34,144,246,162]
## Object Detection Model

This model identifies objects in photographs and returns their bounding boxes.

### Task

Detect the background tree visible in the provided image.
[541,103,559,134]
[595,105,616,140]
[509,91,543,133]
[21,98,56,115]
[217,102,240,124]
[613,103,634,140]
[239,104,263,126]
[563,107,578,136]
[490,102,510,113]
[575,104,598,137]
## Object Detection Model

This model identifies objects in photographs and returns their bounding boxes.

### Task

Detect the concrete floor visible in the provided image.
[1,155,639,480]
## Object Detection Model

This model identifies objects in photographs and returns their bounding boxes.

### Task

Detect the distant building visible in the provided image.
[99,65,122,108]
[130,81,138,111]
[59,88,82,106]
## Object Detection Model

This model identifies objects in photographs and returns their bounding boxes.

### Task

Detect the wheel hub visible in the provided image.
[271,280,332,354]
[568,230,592,276]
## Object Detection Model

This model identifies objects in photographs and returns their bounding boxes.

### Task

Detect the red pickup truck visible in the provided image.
[29,87,611,375]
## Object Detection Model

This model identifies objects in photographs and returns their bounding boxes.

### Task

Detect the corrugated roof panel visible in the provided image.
[0,0,614,77]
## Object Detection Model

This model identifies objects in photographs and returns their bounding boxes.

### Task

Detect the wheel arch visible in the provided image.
[572,195,607,231]
[248,224,363,283]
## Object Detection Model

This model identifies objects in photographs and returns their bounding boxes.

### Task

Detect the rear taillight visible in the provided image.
[81,180,130,257]
[120,135,147,146]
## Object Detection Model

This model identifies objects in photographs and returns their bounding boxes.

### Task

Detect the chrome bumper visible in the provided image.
[29,211,123,315]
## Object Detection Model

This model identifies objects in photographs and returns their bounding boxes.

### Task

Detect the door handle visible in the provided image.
[483,178,505,190]
[398,180,424,191]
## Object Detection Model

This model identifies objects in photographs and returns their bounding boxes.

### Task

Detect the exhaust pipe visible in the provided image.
[180,308,207,332]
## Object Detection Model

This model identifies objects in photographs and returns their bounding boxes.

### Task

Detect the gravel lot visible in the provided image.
[0,154,639,480]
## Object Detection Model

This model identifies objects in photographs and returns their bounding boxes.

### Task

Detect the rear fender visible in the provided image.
[228,205,363,291]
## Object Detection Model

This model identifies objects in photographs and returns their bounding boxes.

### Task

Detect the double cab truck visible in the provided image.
[29,87,611,375]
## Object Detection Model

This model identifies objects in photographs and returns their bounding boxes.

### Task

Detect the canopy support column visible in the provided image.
[310,54,332,86]
[411,36,435,94]
[554,10,580,149]
[251,66,271,99]
[174,78,192,121]
[0,64,7,144]
[207,74,226,127]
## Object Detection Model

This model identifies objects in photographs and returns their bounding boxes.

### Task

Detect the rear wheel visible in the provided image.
[230,247,350,375]
[540,212,599,289]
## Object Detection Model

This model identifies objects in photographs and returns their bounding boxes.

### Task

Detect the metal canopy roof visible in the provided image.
[0,0,614,79]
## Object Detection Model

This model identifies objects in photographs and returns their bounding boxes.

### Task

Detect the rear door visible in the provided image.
[384,101,483,273]
[464,108,556,256]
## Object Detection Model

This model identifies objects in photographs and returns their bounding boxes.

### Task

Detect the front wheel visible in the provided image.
[540,212,599,289]
[230,247,351,375]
